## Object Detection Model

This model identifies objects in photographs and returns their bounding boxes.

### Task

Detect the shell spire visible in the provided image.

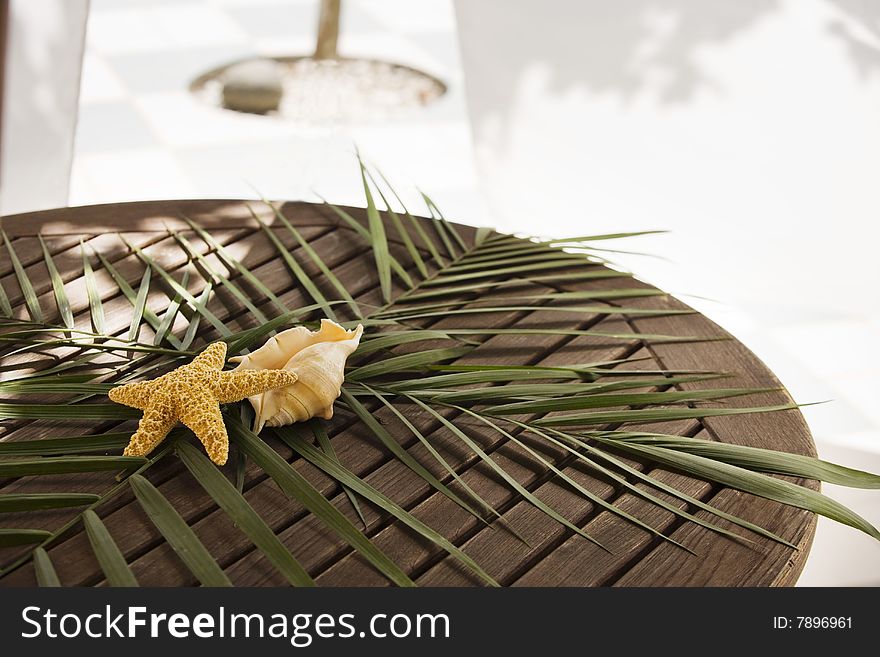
[231,319,363,432]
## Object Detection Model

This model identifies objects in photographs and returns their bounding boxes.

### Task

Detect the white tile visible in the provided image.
[133,92,306,148]
[352,0,456,33]
[74,101,160,153]
[251,36,317,57]
[204,0,310,8]
[78,54,127,104]
[828,372,880,429]
[770,319,880,379]
[87,8,173,55]
[69,148,197,204]
[87,4,249,55]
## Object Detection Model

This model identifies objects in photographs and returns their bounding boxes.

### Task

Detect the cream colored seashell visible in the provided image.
[231,319,363,432]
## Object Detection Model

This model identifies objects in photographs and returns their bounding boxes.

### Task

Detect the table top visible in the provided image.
[0,199,817,587]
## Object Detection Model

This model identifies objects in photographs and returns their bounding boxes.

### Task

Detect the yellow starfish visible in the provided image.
[108,341,297,465]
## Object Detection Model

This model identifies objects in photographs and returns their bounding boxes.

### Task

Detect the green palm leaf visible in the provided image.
[346,346,471,381]
[129,474,231,586]
[409,397,610,552]
[340,389,489,523]
[183,215,289,315]
[38,235,74,330]
[534,403,801,427]
[602,433,880,489]
[0,493,100,512]
[176,441,314,586]
[33,547,61,586]
[0,456,145,477]
[257,201,360,316]
[0,529,52,547]
[275,426,499,586]
[248,207,337,321]
[367,171,429,278]
[83,509,139,587]
[80,241,105,334]
[94,251,183,350]
[359,156,393,301]
[170,228,269,324]
[123,238,231,338]
[311,421,367,528]
[2,230,43,322]
[127,267,151,344]
[595,439,880,540]
[228,417,416,587]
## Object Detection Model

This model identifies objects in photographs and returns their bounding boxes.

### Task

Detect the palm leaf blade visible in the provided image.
[0,456,144,477]
[276,426,499,586]
[83,509,139,586]
[535,403,800,427]
[410,397,610,552]
[599,439,880,540]
[127,268,151,344]
[259,202,360,315]
[311,421,367,529]
[228,418,416,587]
[340,389,488,523]
[359,157,393,301]
[2,230,43,322]
[250,209,336,320]
[38,235,74,329]
[80,242,105,334]
[0,529,52,547]
[33,547,61,586]
[0,493,100,512]
[609,434,880,489]
[346,346,471,381]
[176,441,314,586]
[129,474,231,586]
[183,216,289,315]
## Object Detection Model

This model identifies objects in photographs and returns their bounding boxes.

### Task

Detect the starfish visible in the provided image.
[108,341,297,465]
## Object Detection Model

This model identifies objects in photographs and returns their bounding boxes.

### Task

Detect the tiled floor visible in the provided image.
[70,0,487,224]
[69,0,877,585]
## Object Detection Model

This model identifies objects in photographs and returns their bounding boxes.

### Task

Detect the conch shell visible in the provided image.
[230,319,363,432]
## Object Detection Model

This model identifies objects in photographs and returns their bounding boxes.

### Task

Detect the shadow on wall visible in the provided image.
[456,0,880,127]
[457,0,778,110]
[827,0,880,78]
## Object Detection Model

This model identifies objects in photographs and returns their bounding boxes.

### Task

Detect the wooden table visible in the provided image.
[0,199,817,587]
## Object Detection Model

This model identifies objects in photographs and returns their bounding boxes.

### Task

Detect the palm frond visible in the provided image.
[258,201,361,316]
[229,417,416,587]
[593,438,880,540]
[83,510,139,587]
[2,230,43,323]
[129,473,232,586]
[38,235,74,330]
[249,206,337,321]
[183,215,289,316]
[80,241,106,335]
[0,493,100,512]
[176,441,313,586]
[33,548,61,586]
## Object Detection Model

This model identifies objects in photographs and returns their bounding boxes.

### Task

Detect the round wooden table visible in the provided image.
[0,199,817,587]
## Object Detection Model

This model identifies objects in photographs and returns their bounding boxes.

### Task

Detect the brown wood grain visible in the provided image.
[0,199,817,586]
